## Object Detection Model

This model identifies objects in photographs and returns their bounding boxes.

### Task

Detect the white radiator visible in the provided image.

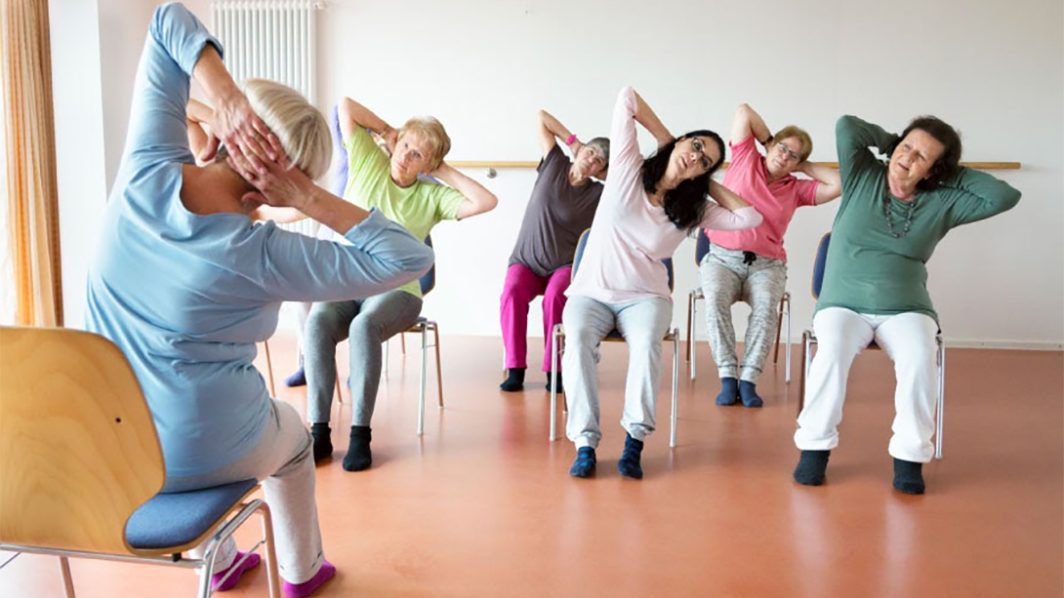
[212,0,323,238]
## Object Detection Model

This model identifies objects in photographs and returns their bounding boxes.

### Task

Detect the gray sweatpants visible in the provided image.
[699,244,786,383]
[562,295,672,449]
[163,399,324,584]
[304,290,423,426]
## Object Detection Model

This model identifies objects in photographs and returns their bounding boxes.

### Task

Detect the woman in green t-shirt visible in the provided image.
[793,114,1020,495]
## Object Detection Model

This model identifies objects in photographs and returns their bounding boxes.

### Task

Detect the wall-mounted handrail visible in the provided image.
[450,160,1022,170]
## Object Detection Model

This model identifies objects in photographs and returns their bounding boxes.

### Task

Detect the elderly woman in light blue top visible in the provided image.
[84,4,433,596]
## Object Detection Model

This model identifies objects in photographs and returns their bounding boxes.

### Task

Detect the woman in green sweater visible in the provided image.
[793,114,1020,495]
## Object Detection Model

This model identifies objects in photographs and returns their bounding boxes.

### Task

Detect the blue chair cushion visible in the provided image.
[125,479,258,550]
[695,228,711,265]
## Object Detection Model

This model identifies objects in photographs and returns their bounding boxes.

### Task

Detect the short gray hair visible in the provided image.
[244,79,331,179]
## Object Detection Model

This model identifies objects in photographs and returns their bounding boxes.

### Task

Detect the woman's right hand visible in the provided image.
[227,134,314,211]
[213,92,276,162]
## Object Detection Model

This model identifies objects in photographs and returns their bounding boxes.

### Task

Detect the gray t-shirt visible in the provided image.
[508,144,604,277]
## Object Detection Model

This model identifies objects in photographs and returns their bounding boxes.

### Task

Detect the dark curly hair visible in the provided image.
[896,116,962,190]
[642,130,725,231]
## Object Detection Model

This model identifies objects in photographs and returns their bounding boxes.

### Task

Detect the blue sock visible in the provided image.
[284,365,306,387]
[738,380,764,408]
[569,447,596,478]
[617,434,644,479]
[716,377,739,406]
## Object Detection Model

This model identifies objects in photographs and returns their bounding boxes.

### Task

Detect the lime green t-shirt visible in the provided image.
[343,127,466,297]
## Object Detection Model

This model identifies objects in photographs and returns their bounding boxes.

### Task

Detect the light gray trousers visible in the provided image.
[304,290,423,426]
[699,244,787,382]
[562,295,672,449]
[163,399,324,584]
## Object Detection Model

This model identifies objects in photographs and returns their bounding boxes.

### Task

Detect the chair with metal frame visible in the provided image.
[335,236,444,437]
[549,229,681,447]
[684,228,791,383]
[797,232,945,459]
[0,326,280,597]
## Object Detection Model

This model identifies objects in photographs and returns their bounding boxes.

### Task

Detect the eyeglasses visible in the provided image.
[774,141,802,163]
[690,138,715,170]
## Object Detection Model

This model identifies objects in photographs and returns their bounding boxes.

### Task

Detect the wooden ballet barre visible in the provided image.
[450,160,1022,170]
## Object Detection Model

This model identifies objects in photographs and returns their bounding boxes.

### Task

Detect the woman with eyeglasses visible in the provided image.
[499,109,610,393]
[700,104,842,409]
[793,114,1020,495]
[562,87,763,480]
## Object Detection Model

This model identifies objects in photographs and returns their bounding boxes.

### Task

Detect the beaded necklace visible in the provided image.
[882,190,918,239]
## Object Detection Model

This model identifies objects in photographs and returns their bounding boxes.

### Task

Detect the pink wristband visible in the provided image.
[565,134,577,145]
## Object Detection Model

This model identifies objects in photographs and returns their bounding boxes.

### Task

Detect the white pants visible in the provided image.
[794,307,939,463]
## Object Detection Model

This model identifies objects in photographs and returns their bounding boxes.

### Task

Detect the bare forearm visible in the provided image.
[339,96,394,137]
[632,89,673,147]
[436,163,498,219]
[742,104,773,145]
[192,46,242,113]
[708,180,750,211]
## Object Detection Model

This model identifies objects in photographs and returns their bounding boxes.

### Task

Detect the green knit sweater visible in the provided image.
[817,115,1021,321]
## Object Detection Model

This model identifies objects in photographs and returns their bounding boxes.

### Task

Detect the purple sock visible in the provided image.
[211,550,261,592]
[283,560,336,598]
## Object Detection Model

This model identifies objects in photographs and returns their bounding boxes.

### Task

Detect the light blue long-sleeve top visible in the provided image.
[85,3,434,478]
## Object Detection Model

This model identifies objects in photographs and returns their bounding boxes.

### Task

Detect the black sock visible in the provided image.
[499,368,526,392]
[617,434,645,479]
[343,425,372,472]
[893,458,926,495]
[310,423,332,462]
[569,446,596,478]
[545,371,563,392]
[793,450,830,486]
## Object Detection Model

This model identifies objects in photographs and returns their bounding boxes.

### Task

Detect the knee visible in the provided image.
[348,314,383,341]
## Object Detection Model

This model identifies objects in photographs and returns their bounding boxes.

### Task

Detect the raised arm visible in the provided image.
[731,103,773,147]
[537,110,580,157]
[835,115,899,186]
[631,89,674,148]
[797,161,843,204]
[338,96,396,149]
[431,162,499,220]
[941,168,1021,227]
[704,180,763,230]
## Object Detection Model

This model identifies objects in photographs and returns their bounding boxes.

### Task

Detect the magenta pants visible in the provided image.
[500,263,572,372]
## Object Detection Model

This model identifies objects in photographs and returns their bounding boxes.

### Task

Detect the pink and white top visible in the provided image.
[566,87,763,304]
[708,135,818,262]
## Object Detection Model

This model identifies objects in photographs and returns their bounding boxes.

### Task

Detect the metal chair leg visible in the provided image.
[798,330,813,414]
[549,324,561,442]
[689,294,699,381]
[59,556,76,598]
[685,291,694,363]
[784,293,792,383]
[334,370,343,405]
[670,329,679,448]
[433,324,443,408]
[417,325,427,436]
[935,335,945,459]
[261,340,277,398]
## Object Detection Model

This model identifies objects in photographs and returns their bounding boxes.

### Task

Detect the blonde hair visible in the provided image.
[772,125,813,162]
[243,79,331,179]
[398,116,451,170]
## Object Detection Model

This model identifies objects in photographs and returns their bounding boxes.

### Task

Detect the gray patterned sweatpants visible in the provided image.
[698,244,786,382]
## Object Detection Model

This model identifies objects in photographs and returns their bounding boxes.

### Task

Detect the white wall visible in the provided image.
[316,0,1063,348]
[53,0,1063,347]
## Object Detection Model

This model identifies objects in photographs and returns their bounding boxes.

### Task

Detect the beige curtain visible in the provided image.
[2,0,63,327]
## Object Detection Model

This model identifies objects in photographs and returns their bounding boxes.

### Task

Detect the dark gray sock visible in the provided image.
[793,450,830,486]
[500,368,525,392]
[545,371,563,392]
[893,458,926,495]
[343,425,372,472]
[311,423,332,462]
[738,380,764,408]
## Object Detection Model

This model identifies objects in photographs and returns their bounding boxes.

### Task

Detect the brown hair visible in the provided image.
[772,125,813,162]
